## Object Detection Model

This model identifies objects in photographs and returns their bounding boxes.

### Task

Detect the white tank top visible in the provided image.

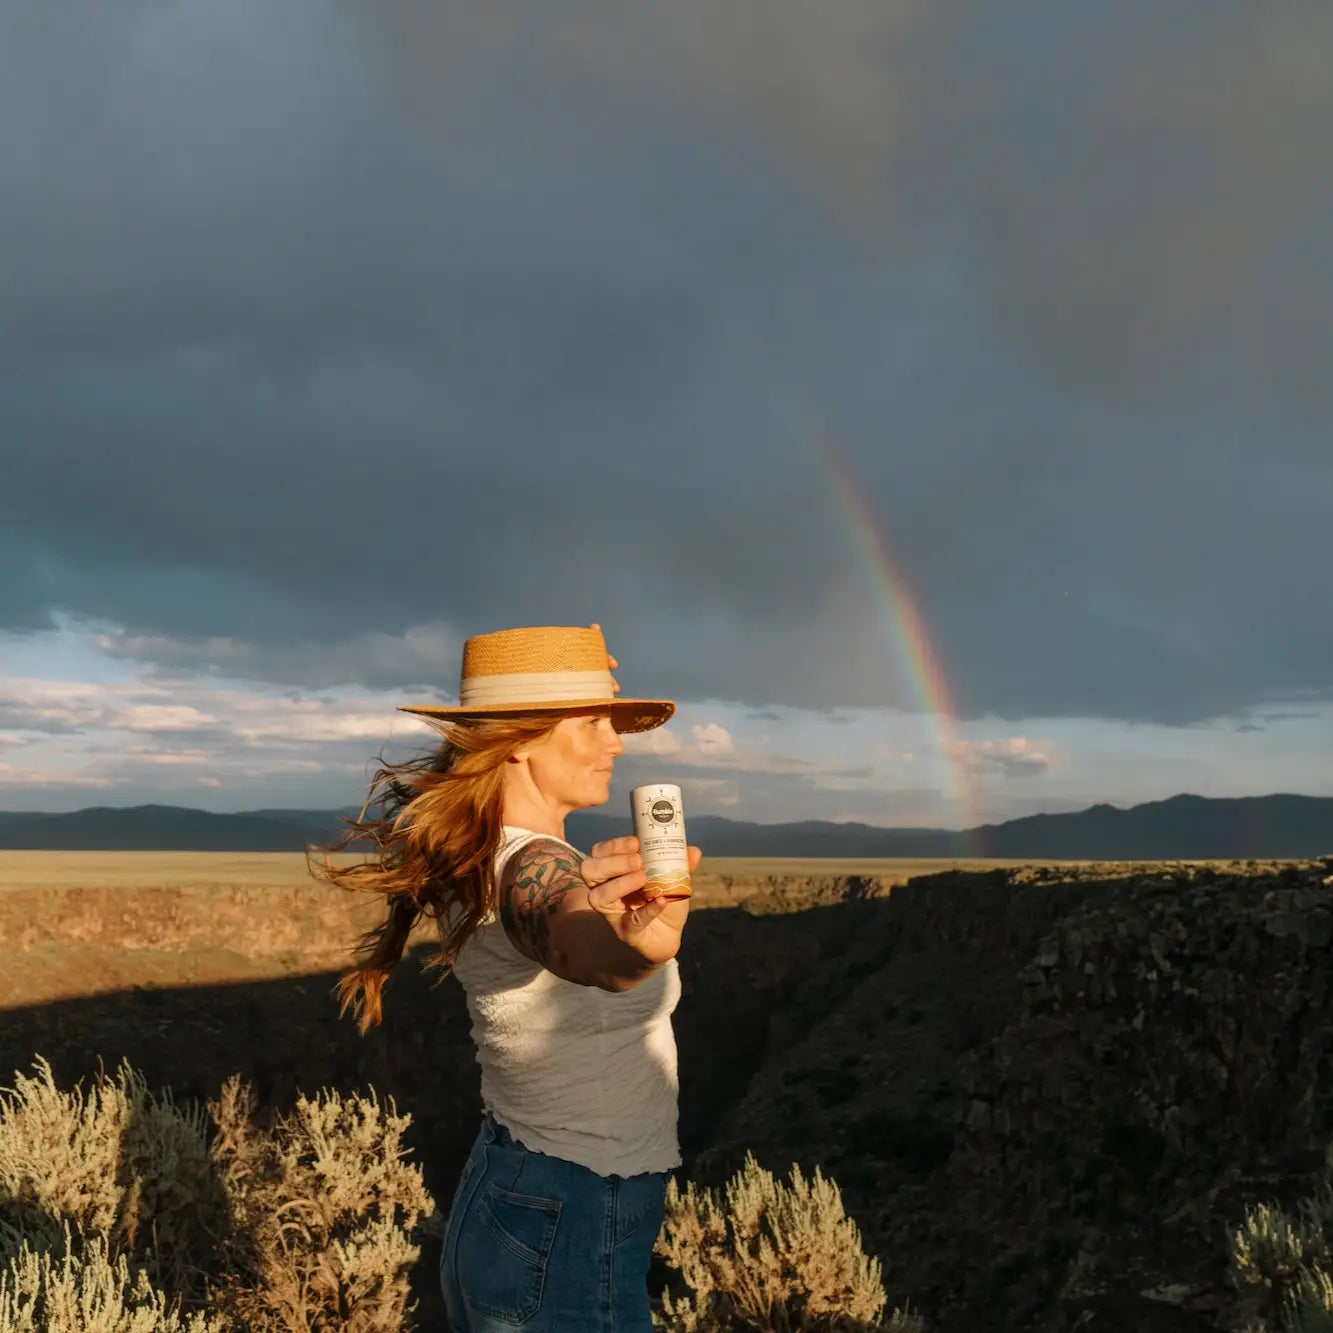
[443,825,682,1177]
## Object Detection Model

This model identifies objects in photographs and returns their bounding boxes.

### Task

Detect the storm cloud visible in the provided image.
[2,0,1330,727]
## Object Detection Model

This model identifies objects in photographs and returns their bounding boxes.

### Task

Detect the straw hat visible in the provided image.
[397,625,675,733]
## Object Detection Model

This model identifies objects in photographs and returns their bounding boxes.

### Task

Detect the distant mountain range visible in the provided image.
[0,794,1330,859]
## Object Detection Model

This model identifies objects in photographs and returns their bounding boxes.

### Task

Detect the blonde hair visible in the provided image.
[309,714,558,1032]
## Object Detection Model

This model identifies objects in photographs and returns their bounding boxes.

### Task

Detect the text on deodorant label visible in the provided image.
[630,783,691,898]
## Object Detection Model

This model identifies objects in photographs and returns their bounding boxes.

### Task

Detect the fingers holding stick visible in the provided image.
[588,835,639,860]
[580,848,643,891]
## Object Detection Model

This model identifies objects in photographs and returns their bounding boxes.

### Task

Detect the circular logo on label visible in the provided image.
[651,799,675,823]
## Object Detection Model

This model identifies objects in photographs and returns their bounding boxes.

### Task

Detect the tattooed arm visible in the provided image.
[498,840,666,991]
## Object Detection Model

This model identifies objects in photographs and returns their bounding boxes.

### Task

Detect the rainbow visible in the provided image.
[813,432,978,845]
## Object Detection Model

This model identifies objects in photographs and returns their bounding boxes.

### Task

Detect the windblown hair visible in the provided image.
[309,714,558,1033]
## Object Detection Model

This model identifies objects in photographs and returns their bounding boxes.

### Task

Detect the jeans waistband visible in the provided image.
[482,1111,520,1149]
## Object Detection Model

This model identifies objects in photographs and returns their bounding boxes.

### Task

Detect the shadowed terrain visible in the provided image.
[5,857,1333,1330]
[0,890,870,1329]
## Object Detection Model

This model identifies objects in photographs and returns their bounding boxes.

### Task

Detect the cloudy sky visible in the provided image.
[3,0,1331,829]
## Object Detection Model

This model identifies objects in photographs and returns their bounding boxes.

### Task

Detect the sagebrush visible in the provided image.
[207,1076,431,1331]
[0,1230,223,1333]
[1231,1145,1333,1332]
[3,1058,922,1331]
[0,1058,223,1297]
[654,1150,925,1332]
[0,1059,430,1333]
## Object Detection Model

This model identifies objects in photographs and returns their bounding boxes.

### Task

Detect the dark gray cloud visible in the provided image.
[0,707,84,737]
[1,0,1330,725]
[97,626,462,693]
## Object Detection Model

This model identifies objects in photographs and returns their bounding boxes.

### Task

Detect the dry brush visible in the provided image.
[1,1058,914,1331]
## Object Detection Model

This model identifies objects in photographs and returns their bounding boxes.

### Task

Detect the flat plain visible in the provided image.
[0,850,360,890]
[0,850,1043,1010]
[0,850,1048,889]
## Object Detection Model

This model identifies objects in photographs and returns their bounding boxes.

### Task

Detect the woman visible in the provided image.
[315,623,700,1332]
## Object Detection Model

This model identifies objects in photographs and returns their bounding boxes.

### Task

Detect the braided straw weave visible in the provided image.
[397,625,675,734]
[463,626,609,677]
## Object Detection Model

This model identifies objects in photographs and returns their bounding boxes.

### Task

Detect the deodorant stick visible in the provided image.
[630,783,692,899]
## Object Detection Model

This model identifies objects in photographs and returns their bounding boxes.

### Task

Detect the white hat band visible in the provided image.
[458,669,616,707]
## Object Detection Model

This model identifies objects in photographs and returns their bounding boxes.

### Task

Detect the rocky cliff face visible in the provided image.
[697,858,1333,1332]
[4,858,1332,1331]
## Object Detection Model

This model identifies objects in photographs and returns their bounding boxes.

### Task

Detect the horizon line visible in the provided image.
[1,790,1331,836]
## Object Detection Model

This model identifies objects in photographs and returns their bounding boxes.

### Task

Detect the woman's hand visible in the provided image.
[587,622,620,694]
[580,835,701,965]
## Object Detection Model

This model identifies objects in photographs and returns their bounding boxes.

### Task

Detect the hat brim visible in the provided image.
[396,697,675,734]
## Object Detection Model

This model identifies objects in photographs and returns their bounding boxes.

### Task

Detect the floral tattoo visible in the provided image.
[500,844,584,967]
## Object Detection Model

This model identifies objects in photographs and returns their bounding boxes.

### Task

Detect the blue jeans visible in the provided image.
[440,1114,670,1332]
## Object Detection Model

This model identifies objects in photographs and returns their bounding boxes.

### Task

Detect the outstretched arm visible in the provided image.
[498,837,698,991]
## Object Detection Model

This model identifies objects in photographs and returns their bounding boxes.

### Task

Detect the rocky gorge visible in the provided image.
[3,856,1333,1329]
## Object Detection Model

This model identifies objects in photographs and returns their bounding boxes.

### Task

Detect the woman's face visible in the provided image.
[520,709,625,810]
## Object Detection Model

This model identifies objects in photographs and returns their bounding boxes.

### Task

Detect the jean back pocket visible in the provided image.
[460,1182,562,1324]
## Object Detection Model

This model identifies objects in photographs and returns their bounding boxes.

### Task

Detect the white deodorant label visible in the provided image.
[630,783,692,899]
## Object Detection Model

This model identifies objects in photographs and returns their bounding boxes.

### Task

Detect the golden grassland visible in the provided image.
[0,851,361,891]
[0,850,1046,891]
[0,850,1054,1011]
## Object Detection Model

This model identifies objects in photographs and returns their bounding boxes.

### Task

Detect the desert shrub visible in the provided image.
[0,1059,224,1297]
[1285,1270,1333,1333]
[0,1230,223,1333]
[654,1151,925,1332]
[0,1059,433,1332]
[208,1076,432,1332]
[1230,1146,1333,1331]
